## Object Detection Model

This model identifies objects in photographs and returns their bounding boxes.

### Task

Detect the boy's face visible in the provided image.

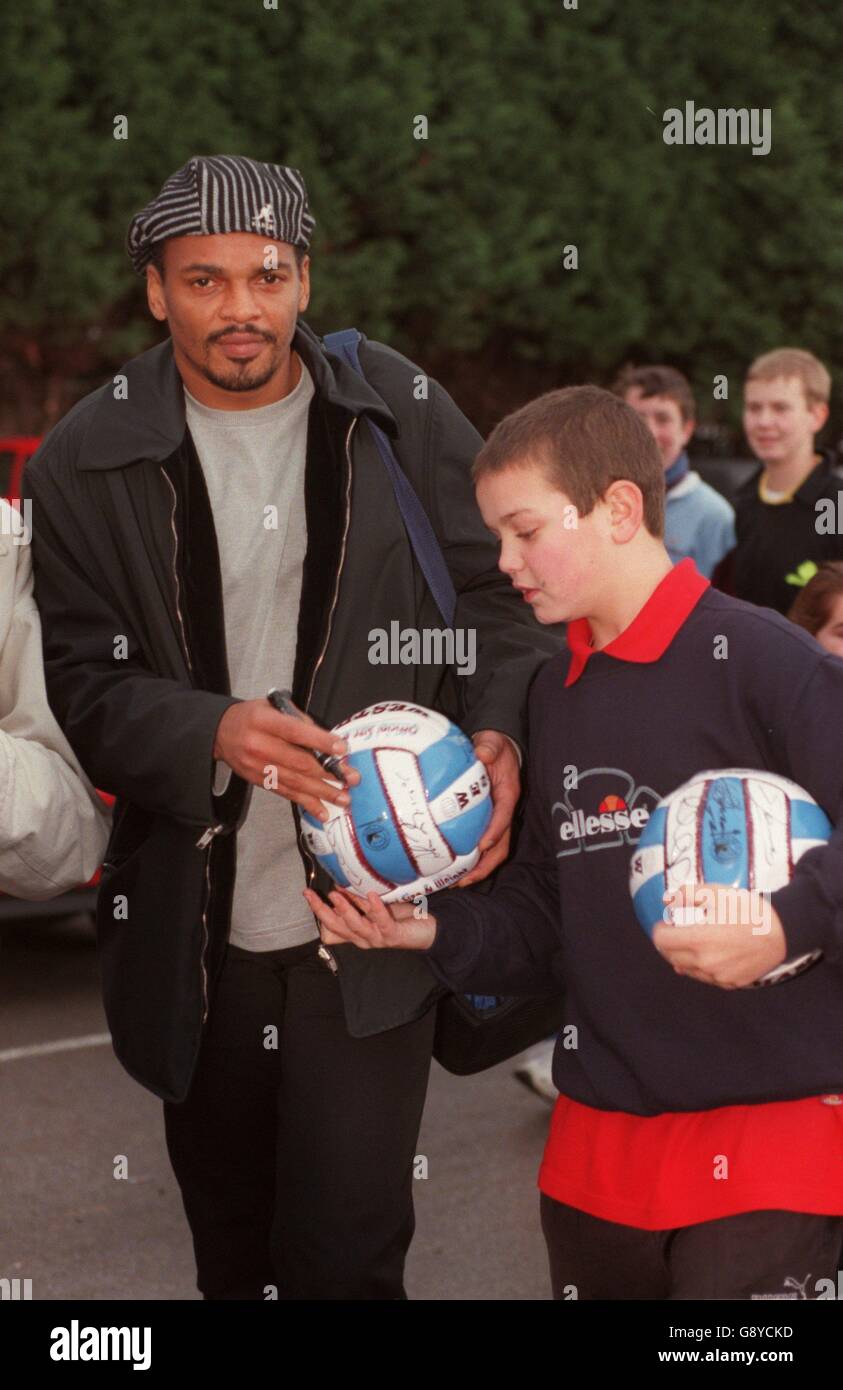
[475,459,608,624]
[742,375,828,466]
[623,388,694,471]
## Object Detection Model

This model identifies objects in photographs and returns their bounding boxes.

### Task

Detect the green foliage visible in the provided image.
[3,0,843,430]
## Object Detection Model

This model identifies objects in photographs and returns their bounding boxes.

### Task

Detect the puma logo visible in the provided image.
[782,1273,812,1299]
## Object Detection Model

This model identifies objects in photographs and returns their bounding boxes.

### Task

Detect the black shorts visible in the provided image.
[540,1193,843,1300]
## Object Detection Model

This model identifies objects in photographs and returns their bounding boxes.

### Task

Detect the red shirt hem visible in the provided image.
[538,1092,843,1230]
[537,1166,843,1231]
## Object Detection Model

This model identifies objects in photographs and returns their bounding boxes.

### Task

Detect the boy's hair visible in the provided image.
[745,348,831,406]
[787,562,843,635]
[472,385,665,538]
[612,364,696,423]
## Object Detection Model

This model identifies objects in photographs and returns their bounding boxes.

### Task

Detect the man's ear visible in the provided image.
[811,400,830,434]
[146,265,167,322]
[681,417,696,448]
[298,255,311,313]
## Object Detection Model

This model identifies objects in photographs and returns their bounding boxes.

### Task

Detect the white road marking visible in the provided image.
[0,1033,111,1063]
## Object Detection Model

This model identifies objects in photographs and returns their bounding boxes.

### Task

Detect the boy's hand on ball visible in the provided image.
[303,887,437,951]
[457,731,521,887]
[654,883,787,988]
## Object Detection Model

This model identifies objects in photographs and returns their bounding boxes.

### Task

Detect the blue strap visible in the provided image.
[323,329,457,628]
[326,332,495,1019]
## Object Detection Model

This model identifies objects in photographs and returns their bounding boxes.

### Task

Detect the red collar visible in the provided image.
[565,558,710,687]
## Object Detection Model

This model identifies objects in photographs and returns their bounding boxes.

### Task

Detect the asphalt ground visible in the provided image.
[0,912,553,1301]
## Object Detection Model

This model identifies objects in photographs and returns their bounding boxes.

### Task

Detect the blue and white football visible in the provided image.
[301,702,492,903]
[629,768,832,986]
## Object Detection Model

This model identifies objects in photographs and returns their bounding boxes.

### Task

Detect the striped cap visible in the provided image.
[126,154,315,272]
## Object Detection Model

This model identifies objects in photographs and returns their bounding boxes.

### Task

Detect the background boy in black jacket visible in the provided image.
[307,385,843,1301]
[733,347,843,614]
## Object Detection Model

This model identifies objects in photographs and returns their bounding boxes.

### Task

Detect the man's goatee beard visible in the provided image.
[201,362,279,393]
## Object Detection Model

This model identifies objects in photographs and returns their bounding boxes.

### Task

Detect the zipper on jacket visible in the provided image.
[160,464,211,1024]
[162,469,236,856]
[304,415,356,711]
[196,822,225,850]
[301,415,357,976]
[293,798,337,975]
[198,848,212,1024]
[317,942,339,975]
[160,467,194,678]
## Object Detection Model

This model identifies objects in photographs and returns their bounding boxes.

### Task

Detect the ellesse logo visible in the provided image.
[552,766,661,856]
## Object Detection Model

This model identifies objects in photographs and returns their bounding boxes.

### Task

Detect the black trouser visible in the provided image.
[540,1193,843,1300]
[163,939,437,1300]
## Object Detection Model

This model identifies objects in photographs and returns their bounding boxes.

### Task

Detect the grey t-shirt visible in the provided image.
[184,357,319,950]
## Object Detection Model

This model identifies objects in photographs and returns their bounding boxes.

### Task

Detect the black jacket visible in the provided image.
[732,448,843,615]
[23,321,565,1103]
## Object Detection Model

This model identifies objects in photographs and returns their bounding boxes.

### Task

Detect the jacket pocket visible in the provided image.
[102,801,154,877]
[98,837,148,901]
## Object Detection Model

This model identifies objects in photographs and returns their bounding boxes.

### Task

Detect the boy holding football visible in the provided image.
[305,386,843,1301]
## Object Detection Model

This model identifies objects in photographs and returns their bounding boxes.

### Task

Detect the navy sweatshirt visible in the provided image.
[425,564,843,1116]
